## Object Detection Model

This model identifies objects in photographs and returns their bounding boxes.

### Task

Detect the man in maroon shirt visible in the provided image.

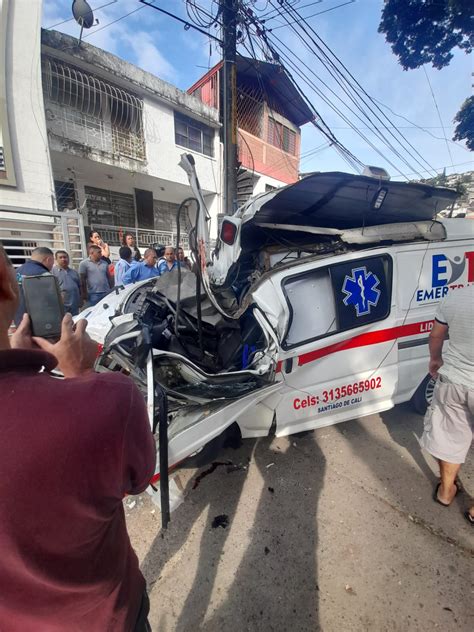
[0,244,156,631]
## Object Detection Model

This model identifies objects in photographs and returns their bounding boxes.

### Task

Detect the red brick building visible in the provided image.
[188,56,313,206]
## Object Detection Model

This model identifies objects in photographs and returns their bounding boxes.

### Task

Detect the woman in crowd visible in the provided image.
[122,232,142,262]
[88,231,111,264]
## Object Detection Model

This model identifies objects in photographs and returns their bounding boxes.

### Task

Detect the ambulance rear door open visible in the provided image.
[260,248,401,436]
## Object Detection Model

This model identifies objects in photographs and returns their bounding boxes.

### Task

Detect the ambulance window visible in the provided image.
[282,254,392,349]
[283,268,337,348]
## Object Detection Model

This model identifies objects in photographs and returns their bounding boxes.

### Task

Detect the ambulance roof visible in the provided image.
[439,218,474,242]
[239,172,458,230]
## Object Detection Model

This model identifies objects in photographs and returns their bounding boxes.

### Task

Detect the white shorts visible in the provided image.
[420,376,474,464]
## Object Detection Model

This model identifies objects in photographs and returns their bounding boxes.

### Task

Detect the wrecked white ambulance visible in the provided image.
[81,156,474,491]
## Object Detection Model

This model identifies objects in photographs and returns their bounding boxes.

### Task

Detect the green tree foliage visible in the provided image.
[453,96,474,151]
[378,0,473,70]
[378,1,473,150]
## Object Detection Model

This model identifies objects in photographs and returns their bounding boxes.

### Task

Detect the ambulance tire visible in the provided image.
[411,374,436,415]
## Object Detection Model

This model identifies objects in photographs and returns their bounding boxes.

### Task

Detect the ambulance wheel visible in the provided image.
[411,374,436,415]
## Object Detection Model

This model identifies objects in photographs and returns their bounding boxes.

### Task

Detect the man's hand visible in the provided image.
[10,314,37,350]
[429,358,443,378]
[33,313,97,378]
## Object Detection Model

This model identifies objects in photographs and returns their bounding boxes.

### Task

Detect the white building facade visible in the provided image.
[1,1,222,266]
[42,29,221,257]
[0,0,86,266]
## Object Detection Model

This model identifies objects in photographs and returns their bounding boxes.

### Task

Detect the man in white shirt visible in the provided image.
[420,284,474,510]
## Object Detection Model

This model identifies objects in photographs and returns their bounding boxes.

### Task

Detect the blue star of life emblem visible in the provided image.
[342,266,381,316]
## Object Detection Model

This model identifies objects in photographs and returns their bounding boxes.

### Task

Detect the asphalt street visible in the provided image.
[126,403,474,631]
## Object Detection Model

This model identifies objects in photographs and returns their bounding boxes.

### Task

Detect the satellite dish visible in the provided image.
[72,0,94,43]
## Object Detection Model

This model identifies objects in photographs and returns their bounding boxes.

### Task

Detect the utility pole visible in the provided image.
[220,0,238,215]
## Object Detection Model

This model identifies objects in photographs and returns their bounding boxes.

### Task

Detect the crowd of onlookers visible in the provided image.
[13,231,192,324]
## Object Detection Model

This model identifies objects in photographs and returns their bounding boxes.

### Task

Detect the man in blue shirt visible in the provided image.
[158,246,179,275]
[123,248,160,284]
[114,246,133,286]
[14,247,55,325]
[52,251,81,316]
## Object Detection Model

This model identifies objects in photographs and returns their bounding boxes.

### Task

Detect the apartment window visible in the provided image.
[85,186,135,228]
[267,117,296,155]
[42,58,145,161]
[237,88,263,137]
[153,199,180,232]
[54,180,77,212]
[174,112,214,157]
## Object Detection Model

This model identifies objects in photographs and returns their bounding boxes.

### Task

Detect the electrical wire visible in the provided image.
[82,3,146,40]
[242,25,377,172]
[46,0,119,29]
[185,0,222,28]
[254,32,410,177]
[264,36,412,175]
[422,65,455,170]
[269,0,438,177]
[263,2,434,178]
[269,0,356,30]
[246,25,365,171]
[259,0,323,21]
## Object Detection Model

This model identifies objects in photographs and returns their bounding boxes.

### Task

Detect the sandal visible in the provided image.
[433,482,461,507]
[464,511,474,526]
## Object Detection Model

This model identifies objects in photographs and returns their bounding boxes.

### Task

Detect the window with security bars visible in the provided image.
[55,180,78,212]
[153,199,180,232]
[174,112,214,157]
[84,186,135,228]
[267,117,297,155]
[42,58,145,161]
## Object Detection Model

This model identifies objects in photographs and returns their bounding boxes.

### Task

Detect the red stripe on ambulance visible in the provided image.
[297,320,433,367]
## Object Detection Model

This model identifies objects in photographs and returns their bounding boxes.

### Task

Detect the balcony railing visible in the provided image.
[90,224,189,251]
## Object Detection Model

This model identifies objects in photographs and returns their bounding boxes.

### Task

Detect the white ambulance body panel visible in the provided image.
[240,225,474,438]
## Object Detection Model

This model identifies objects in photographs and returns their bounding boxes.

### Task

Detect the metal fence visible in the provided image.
[90,224,189,251]
[0,210,86,268]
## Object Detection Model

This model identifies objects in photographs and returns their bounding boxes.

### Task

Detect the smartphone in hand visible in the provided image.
[22,274,64,339]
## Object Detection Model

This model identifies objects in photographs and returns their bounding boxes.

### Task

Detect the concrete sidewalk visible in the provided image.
[126,403,474,631]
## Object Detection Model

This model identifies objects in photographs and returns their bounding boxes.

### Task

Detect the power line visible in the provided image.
[269,0,356,30]
[370,99,469,150]
[246,17,413,177]
[139,0,222,43]
[396,161,474,179]
[243,27,364,171]
[268,0,432,176]
[259,35,409,175]
[265,0,438,178]
[46,0,118,29]
[259,0,324,21]
[422,65,455,169]
[262,3,418,177]
[185,0,222,28]
[82,3,146,39]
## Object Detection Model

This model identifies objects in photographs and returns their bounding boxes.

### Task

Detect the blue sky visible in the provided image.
[43,1,473,180]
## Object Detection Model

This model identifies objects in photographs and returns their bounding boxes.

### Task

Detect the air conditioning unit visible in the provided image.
[363,165,391,180]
